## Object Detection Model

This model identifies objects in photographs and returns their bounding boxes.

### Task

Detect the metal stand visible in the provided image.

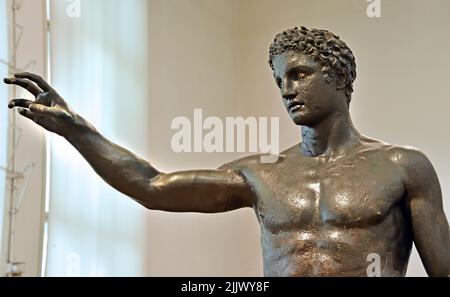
[0,0,37,277]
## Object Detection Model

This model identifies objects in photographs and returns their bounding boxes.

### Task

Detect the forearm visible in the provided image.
[65,114,160,202]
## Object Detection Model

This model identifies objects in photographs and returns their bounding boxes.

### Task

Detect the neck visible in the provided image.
[300,111,361,157]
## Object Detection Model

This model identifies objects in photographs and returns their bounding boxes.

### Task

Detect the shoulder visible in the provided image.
[357,137,436,178]
[385,144,434,172]
[382,144,438,187]
[378,143,443,206]
[358,137,431,166]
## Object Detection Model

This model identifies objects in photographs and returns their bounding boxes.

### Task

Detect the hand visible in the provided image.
[4,72,79,137]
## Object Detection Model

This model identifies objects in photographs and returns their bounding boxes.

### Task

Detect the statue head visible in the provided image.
[269,27,357,126]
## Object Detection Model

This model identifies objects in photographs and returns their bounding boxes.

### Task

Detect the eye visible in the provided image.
[295,72,306,81]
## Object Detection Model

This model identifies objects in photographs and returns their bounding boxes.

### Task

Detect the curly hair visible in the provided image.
[269,26,357,102]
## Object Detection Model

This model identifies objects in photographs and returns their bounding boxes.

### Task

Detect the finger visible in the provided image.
[29,103,58,117]
[17,108,35,122]
[3,77,43,96]
[8,99,34,109]
[14,72,53,92]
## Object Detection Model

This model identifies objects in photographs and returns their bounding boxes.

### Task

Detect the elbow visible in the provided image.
[138,175,168,211]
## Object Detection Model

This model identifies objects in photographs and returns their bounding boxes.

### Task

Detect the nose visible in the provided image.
[281,81,297,101]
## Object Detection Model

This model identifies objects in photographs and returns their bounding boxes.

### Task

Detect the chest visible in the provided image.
[249,154,405,232]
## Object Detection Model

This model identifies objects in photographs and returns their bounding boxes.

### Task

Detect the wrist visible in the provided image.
[64,113,98,144]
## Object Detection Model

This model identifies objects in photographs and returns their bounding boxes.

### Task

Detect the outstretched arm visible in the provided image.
[399,147,450,276]
[4,73,255,213]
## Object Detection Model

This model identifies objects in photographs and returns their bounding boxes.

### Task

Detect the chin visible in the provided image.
[290,109,331,127]
[290,113,316,126]
[292,117,304,126]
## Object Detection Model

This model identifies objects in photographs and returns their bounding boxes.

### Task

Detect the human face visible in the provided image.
[272,51,344,127]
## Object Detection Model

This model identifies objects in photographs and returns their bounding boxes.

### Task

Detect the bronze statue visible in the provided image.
[4,26,450,276]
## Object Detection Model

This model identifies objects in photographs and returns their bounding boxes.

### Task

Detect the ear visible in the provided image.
[335,69,347,91]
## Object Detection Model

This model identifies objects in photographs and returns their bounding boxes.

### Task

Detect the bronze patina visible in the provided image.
[4,27,450,276]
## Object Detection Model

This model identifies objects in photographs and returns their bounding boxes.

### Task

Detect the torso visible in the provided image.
[235,138,414,276]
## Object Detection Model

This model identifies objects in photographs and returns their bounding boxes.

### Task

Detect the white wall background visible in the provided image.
[147,0,262,276]
[46,0,150,276]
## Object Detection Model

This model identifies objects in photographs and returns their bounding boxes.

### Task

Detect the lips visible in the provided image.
[288,101,304,112]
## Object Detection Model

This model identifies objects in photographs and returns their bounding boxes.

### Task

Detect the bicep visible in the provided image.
[142,169,255,213]
[401,149,450,276]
